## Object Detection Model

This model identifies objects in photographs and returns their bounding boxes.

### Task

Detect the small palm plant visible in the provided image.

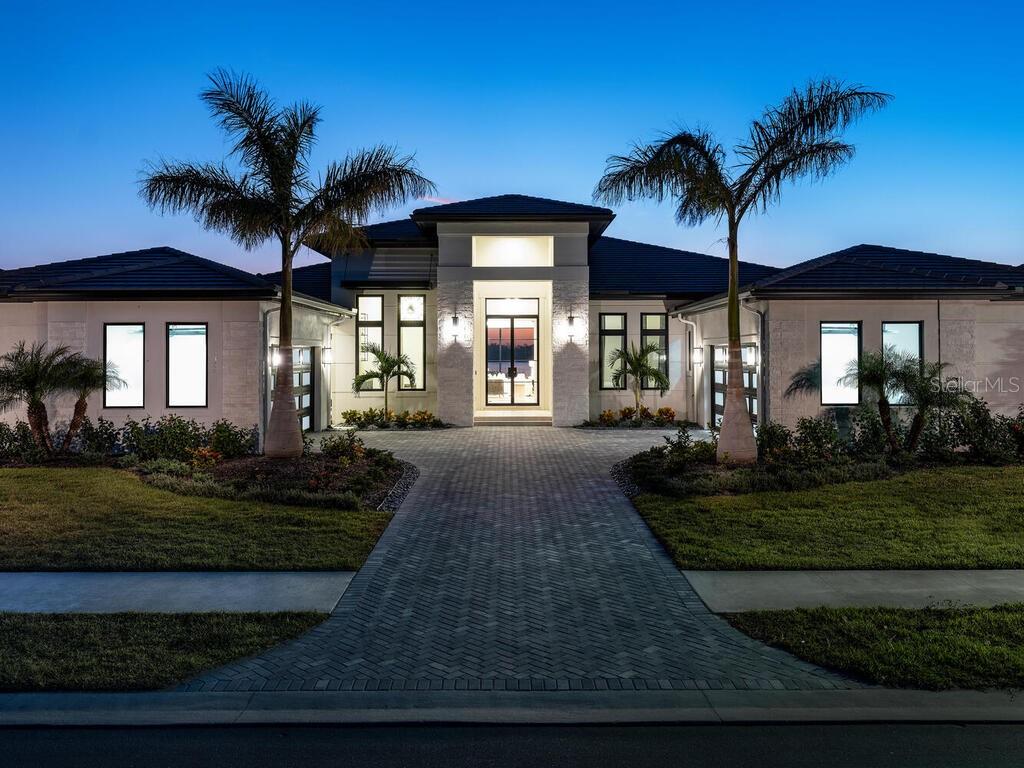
[0,341,75,452]
[894,360,963,453]
[609,342,670,420]
[838,347,912,453]
[60,357,124,453]
[352,343,416,417]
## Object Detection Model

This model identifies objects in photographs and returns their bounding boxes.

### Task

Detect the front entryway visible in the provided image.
[485,299,539,406]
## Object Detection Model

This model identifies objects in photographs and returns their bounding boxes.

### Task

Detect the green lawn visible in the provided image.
[728,605,1024,690]
[634,466,1024,570]
[0,612,325,691]
[0,468,391,570]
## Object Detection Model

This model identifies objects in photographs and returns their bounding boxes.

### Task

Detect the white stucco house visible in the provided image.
[2,194,1022,438]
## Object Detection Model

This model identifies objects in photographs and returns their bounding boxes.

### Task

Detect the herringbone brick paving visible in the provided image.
[183,428,858,692]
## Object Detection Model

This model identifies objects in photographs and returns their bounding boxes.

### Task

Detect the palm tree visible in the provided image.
[894,359,963,453]
[141,70,435,457]
[838,347,909,453]
[595,80,890,463]
[609,342,670,419]
[0,341,74,452]
[60,357,123,453]
[352,343,416,417]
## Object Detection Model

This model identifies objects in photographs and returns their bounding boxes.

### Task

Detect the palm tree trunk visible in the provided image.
[906,412,926,453]
[60,396,89,453]
[877,398,901,453]
[265,239,304,458]
[27,399,52,454]
[717,216,756,464]
[633,380,642,420]
[383,378,389,419]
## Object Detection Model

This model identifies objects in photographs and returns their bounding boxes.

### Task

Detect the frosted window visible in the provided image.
[167,323,207,407]
[105,324,145,407]
[821,322,860,405]
[485,298,539,315]
[399,295,424,322]
[473,236,553,267]
[357,296,382,322]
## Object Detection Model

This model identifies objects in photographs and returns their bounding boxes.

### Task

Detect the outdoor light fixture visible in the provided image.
[691,347,703,366]
[322,347,333,365]
[567,312,577,342]
[271,350,282,368]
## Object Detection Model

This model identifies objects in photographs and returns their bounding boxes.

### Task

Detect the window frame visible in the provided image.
[103,322,145,409]
[640,312,669,390]
[355,294,384,391]
[165,321,209,408]
[881,320,924,366]
[397,294,427,391]
[819,320,863,406]
[598,313,628,391]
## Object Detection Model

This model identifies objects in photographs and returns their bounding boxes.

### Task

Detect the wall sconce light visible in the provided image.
[271,350,282,368]
[322,347,333,365]
[450,312,460,342]
[567,312,576,342]
[691,347,703,366]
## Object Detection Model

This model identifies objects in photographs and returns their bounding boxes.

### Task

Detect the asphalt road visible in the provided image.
[1,724,1022,767]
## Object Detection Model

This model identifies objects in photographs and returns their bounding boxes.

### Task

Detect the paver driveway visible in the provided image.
[185,428,853,692]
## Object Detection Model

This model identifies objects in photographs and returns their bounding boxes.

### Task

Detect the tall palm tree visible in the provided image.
[609,342,670,419]
[141,70,435,457]
[595,80,890,463]
[352,343,416,417]
[60,357,123,453]
[0,341,74,452]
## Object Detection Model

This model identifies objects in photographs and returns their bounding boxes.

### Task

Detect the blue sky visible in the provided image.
[1,0,1021,273]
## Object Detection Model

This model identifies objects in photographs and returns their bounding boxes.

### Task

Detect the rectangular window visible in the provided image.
[640,313,668,390]
[398,295,426,391]
[821,322,861,405]
[104,323,145,407]
[472,236,553,267]
[166,323,207,407]
[356,295,383,390]
[883,321,923,405]
[599,313,626,390]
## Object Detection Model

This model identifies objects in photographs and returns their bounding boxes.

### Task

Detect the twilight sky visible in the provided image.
[1,0,1021,274]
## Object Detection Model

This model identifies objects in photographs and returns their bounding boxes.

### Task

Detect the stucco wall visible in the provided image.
[329,289,438,421]
[589,300,704,424]
[436,280,475,425]
[766,297,1024,426]
[0,299,264,430]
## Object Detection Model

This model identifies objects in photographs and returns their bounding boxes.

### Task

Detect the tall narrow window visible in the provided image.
[640,313,668,389]
[356,295,383,391]
[883,321,923,405]
[167,323,207,407]
[398,295,426,390]
[599,314,626,390]
[104,323,145,407]
[821,322,861,405]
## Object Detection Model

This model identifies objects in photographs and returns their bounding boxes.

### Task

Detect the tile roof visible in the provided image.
[261,262,333,303]
[589,236,780,297]
[411,194,614,221]
[748,244,1024,293]
[0,247,275,299]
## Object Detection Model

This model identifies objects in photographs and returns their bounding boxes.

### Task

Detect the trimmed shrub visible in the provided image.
[207,420,258,459]
[756,421,794,465]
[655,406,676,425]
[0,421,43,463]
[598,409,617,426]
[319,429,366,462]
[793,415,844,464]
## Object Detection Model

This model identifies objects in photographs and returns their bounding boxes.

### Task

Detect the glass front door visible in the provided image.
[485,311,539,406]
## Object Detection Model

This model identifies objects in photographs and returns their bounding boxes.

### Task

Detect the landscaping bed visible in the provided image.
[634,466,1024,570]
[578,405,694,430]
[0,468,391,571]
[0,612,325,691]
[728,605,1024,690]
[339,408,448,430]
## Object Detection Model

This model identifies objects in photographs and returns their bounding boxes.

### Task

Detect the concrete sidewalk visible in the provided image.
[2,689,1024,726]
[0,572,354,613]
[684,569,1024,612]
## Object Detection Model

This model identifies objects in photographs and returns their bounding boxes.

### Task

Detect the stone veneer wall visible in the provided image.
[551,279,590,426]
[435,280,475,426]
[222,319,262,428]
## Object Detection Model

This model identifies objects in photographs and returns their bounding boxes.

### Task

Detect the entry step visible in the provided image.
[473,416,553,426]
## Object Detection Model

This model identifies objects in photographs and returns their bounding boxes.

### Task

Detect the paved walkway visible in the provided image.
[0,572,353,613]
[685,570,1024,612]
[185,428,853,693]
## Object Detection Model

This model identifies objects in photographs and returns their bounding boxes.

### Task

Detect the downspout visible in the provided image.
[740,302,766,428]
[260,304,281,453]
[676,317,698,424]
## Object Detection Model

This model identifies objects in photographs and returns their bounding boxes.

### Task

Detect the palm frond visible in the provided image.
[295,146,435,252]
[352,371,384,392]
[594,130,730,226]
[784,360,821,398]
[200,68,278,177]
[735,79,891,215]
